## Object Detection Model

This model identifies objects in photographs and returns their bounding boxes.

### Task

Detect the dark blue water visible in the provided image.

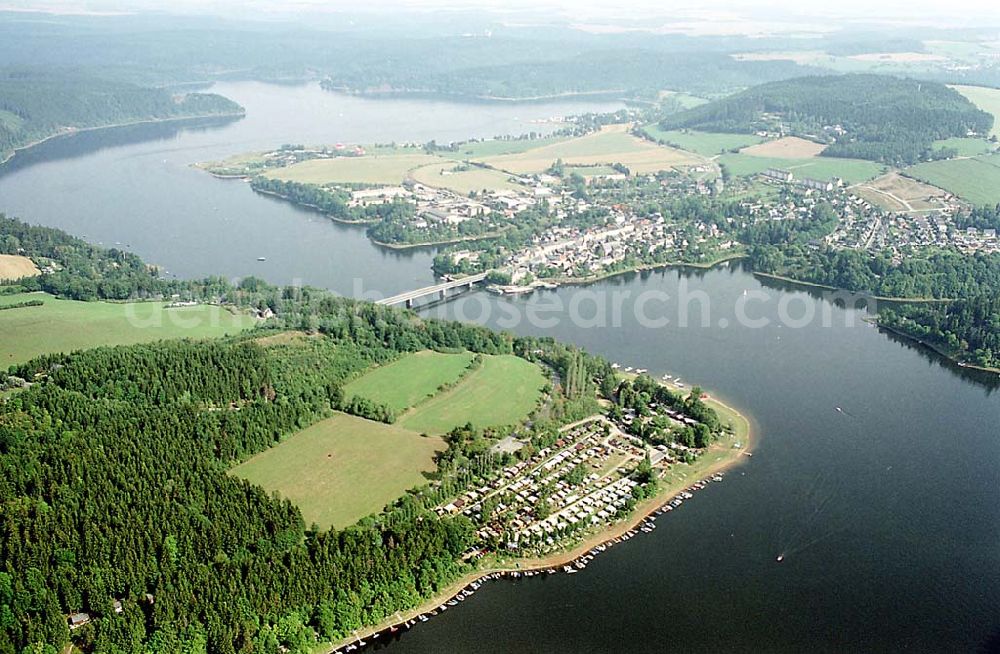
[406,267,1000,652]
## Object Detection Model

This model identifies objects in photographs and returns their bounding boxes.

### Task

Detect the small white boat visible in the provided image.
[776,554,784,562]
[256,256,267,262]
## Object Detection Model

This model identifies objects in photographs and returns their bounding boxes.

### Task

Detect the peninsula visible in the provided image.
[1,215,753,654]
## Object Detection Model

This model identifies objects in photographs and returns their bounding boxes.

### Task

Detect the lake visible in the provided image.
[0,81,622,296]
[1,82,998,653]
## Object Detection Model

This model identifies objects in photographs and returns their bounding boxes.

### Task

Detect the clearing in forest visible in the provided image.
[230,412,443,529]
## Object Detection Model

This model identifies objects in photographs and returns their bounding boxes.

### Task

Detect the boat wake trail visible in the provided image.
[774,472,846,562]
[834,406,858,419]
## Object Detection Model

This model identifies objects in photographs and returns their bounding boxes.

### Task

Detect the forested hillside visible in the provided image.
[0,215,637,653]
[660,74,994,165]
[0,298,616,653]
[322,50,816,99]
[0,71,243,160]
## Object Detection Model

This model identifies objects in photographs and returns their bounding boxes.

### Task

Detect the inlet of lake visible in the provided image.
[1,82,997,653]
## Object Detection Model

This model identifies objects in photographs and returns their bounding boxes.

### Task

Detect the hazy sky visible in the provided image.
[2,0,1000,29]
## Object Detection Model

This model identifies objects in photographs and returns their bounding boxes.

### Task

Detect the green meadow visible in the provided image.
[343,350,475,413]
[905,154,1000,206]
[230,412,443,529]
[641,125,764,156]
[399,354,546,435]
[716,153,887,183]
[0,292,255,367]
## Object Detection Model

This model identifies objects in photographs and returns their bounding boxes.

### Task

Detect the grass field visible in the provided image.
[399,354,546,434]
[951,85,1000,138]
[343,350,475,413]
[905,154,1000,205]
[230,412,443,529]
[640,126,763,156]
[716,152,887,183]
[410,162,524,194]
[0,292,256,366]
[740,136,827,158]
[264,153,440,185]
[478,124,701,175]
[932,137,996,157]
[0,255,39,281]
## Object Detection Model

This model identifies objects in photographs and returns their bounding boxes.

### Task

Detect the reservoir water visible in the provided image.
[1,83,998,652]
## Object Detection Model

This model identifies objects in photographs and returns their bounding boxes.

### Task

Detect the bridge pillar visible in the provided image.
[405,298,414,309]
[439,289,447,300]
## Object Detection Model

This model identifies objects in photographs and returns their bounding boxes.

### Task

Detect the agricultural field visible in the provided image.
[343,350,475,413]
[853,172,955,213]
[410,161,524,194]
[230,412,443,529]
[740,136,827,158]
[0,292,256,366]
[904,154,1000,206]
[399,354,546,435]
[0,254,39,281]
[951,85,1000,138]
[442,135,570,159]
[931,137,996,157]
[477,124,702,175]
[264,153,440,185]
[716,152,887,184]
[640,125,763,156]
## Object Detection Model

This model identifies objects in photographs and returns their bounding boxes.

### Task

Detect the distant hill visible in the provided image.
[0,70,244,161]
[659,74,994,166]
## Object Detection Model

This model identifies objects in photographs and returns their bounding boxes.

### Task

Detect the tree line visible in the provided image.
[0,70,242,160]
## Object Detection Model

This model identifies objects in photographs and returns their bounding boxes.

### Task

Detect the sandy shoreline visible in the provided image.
[321,390,753,652]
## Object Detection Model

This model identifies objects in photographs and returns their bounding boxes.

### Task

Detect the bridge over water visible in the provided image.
[376,272,488,307]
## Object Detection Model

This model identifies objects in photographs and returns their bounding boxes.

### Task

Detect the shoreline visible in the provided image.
[234,183,507,244]
[871,317,1000,374]
[480,254,749,296]
[371,232,506,250]
[0,111,246,167]
[320,85,629,104]
[249,187,378,225]
[321,389,752,653]
[751,271,953,303]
